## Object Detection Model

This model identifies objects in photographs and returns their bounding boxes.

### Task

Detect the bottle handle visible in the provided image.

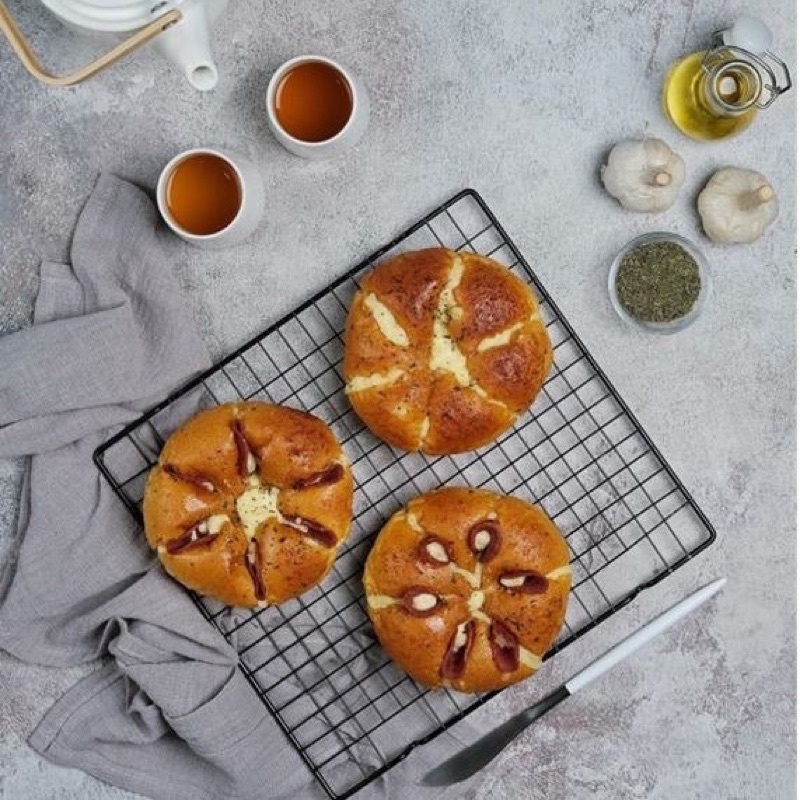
[0,2,182,87]
[760,50,792,104]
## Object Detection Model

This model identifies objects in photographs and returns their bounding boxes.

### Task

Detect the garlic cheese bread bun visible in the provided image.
[363,487,571,693]
[343,247,552,455]
[143,402,353,608]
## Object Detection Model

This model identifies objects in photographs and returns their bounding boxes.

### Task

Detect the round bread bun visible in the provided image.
[363,487,570,693]
[343,247,552,455]
[143,402,353,608]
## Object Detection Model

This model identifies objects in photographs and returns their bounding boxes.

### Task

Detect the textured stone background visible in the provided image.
[0,1,796,798]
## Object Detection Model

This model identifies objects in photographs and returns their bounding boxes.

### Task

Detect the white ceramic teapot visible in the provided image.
[0,0,228,90]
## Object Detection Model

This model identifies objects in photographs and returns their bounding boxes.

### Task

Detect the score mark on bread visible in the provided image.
[344,248,553,454]
[476,314,539,352]
[363,293,410,347]
[345,368,404,395]
[429,255,470,386]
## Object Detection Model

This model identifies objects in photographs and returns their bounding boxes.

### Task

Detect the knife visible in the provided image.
[421,577,726,786]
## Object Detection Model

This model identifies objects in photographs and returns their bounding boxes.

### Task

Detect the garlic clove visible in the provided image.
[698,167,778,244]
[600,138,685,213]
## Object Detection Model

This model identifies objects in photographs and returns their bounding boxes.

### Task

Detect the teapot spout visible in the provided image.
[153,3,219,91]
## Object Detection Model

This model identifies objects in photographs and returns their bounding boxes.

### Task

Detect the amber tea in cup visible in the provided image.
[273,60,353,142]
[157,148,265,249]
[165,152,241,235]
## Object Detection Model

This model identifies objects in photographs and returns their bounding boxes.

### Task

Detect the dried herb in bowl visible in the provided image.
[615,240,701,323]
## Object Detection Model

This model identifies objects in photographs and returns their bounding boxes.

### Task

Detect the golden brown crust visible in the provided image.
[407,487,493,570]
[424,378,513,456]
[466,330,553,412]
[453,254,537,345]
[344,248,552,455]
[364,487,571,693]
[342,293,420,378]
[360,247,451,338]
[343,375,434,452]
[370,597,472,688]
[143,402,353,608]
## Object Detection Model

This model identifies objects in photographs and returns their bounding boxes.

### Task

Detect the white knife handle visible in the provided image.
[565,578,725,695]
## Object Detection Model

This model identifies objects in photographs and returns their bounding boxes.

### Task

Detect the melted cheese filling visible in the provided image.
[367,594,398,610]
[429,257,471,386]
[206,514,230,535]
[475,311,541,353]
[547,564,572,581]
[452,622,469,650]
[519,646,542,670]
[345,368,405,394]
[418,416,430,444]
[430,331,471,385]
[472,383,510,410]
[477,321,524,352]
[449,563,482,589]
[467,590,485,613]
[236,485,280,540]
[406,512,423,533]
[363,293,410,347]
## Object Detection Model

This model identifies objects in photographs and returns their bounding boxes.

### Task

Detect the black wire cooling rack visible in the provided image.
[94,189,716,800]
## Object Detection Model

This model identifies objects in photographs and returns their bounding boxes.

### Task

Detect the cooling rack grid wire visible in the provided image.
[95,189,716,800]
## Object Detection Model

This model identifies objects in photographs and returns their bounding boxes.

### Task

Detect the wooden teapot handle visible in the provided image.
[0,2,182,87]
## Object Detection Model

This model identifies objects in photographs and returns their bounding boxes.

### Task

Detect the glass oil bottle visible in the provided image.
[662,16,791,141]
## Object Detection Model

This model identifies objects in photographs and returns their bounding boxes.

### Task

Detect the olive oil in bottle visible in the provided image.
[663,51,759,140]
[662,16,791,141]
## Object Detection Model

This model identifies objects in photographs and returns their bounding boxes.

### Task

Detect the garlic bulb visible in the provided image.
[600,138,685,212]
[697,167,778,244]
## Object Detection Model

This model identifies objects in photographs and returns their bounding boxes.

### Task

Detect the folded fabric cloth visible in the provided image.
[0,174,481,800]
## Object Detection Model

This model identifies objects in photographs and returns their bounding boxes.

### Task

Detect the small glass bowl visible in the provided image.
[608,231,712,335]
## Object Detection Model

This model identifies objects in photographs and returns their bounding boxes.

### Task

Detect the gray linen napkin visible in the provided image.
[0,174,481,800]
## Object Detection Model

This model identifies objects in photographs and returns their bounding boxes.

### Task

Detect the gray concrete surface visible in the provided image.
[0,1,796,798]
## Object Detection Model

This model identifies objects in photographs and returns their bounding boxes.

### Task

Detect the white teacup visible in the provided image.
[266,55,370,160]
[156,148,265,249]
